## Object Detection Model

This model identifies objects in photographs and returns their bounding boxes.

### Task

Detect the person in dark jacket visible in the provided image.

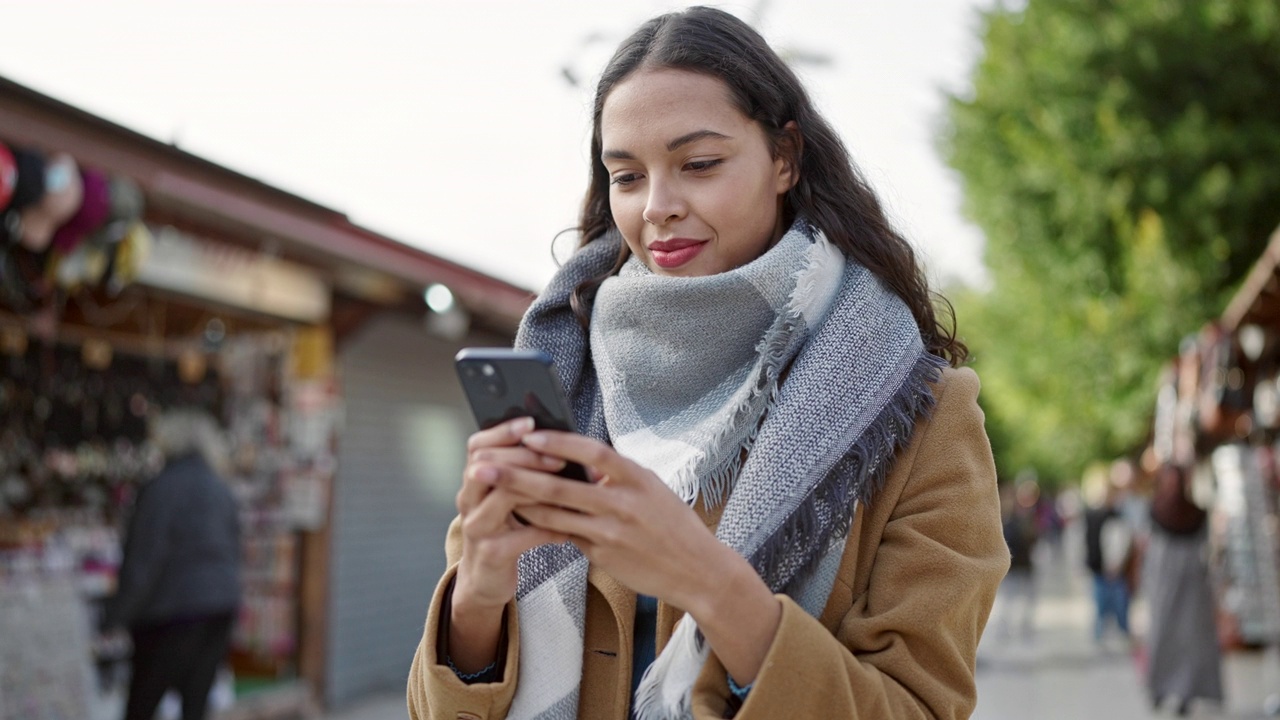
[995,480,1039,640]
[104,408,241,720]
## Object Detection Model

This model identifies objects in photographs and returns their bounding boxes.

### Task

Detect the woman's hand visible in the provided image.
[496,431,783,685]
[449,417,569,672]
[501,431,725,607]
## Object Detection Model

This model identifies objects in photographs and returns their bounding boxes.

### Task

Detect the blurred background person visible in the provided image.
[1034,485,1065,558]
[994,479,1039,641]
[1143,463,1223,716]
[1083,464,1136,646]
[103,408,241,720]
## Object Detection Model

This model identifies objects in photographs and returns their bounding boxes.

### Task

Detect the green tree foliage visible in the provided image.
[944,0,1280,482]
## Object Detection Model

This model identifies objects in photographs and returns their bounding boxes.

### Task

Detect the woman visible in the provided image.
[104,408,241,720]
[1144,463,1223,716]
[408,7,1008,719]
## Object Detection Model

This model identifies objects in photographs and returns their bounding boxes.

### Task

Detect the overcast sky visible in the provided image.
[0,0,993,292]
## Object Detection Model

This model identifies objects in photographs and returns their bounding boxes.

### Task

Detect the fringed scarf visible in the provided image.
[509,218,945,719]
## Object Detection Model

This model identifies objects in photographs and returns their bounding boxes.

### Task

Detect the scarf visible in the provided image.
[509,218,945,719]
[589,224,844,506]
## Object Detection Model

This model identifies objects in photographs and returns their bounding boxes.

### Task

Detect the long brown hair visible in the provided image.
[569,6,967,366]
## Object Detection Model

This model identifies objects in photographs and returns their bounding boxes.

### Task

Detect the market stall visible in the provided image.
[0,74,530,717]
[1144,222,1280,714]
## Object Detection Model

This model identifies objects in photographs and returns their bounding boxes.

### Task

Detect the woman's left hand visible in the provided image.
[487,430,729,611]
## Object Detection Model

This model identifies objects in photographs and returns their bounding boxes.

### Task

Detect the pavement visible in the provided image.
[975,527,1278,720]
[315,525,1280,720]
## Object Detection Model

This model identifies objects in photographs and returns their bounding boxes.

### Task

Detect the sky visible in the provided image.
[0,0,994,293]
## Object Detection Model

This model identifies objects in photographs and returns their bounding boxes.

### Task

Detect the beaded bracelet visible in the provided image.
[727,674,753,700]
[447,655,498,683]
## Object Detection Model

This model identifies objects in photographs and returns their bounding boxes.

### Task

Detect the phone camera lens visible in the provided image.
[482,364,496,377]
[486,383,501,395]
[463,366,478,378]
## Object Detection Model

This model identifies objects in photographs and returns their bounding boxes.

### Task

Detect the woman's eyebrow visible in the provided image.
[601,129,733,161]
[666,129,731,151]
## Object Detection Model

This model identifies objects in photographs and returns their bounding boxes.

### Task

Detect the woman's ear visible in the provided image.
[775,121,803,193]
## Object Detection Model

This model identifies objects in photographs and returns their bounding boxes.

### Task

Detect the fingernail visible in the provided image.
[542,455,566,470]
[523,432,546,449]
[476,466,498,482]
[514,417,535,434]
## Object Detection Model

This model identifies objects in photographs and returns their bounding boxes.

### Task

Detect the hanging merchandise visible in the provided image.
[104,221,152,295]
[1255,369,1280,431]
[1198,324,1252,444]
[1210,444,1280,647]
[18,153,81,254]
[0,572,96,720]
[1,146,51,313]
[0,142,16,213]
[0,139,151,311]
[1,146,46,246]
[50,169,110,255]
[85,176,143,249]
[1153,363,1178,464]
[50,171,143,294]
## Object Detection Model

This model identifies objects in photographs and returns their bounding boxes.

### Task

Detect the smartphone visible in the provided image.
[455,348,591,482]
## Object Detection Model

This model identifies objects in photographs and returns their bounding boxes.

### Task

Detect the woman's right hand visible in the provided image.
[448,416,568,672]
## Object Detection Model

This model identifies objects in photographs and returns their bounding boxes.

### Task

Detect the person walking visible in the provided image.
[104,408,241,720]
[1144,463,1223,716]
[1084,471,1135,644]
[996,481,1039,641]
[407,7,1008,718]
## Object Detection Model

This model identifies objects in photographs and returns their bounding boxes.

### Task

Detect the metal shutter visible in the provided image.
[326,313,510,707]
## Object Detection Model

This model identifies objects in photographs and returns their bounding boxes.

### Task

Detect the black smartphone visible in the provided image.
[455,348,591,482]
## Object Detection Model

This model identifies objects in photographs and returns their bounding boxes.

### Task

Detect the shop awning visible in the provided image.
[1223,223,1280,332]
[0,76,534,330]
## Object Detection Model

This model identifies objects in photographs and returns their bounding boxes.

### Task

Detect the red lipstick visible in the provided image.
[648,238,708,269]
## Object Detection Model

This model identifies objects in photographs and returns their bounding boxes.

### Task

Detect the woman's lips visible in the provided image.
[649,240,708,269]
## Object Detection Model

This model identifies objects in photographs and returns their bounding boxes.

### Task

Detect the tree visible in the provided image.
[944,0,1280,483]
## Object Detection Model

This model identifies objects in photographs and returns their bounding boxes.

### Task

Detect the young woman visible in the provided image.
[408,7,1008,719]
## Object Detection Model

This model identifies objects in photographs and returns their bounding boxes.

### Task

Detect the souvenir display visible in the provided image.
[1209,444,1280,646]
[0,134,346,718]
[0,572,96,720]
[0,139,148,314]
[0,326,333,718]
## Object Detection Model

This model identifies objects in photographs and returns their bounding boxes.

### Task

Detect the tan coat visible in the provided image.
[408,367,1009,719]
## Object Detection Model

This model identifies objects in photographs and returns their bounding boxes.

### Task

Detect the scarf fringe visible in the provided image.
[680,332,791,509]
[632,619,707,720]
[677,235,838,509]
[752,351,948,592]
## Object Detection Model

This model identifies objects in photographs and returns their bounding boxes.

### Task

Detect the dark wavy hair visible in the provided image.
[569,6,966,366]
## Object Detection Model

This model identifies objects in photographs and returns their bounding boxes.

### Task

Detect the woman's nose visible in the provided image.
[642,180,686,226]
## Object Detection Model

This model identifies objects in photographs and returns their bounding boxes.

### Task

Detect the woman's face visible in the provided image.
[600,69,796,277]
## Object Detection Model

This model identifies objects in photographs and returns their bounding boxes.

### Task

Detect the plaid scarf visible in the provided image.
[510,219,944,719]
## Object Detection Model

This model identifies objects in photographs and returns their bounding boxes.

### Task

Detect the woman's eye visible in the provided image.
[686,159,723,172]
[610,173,641,187]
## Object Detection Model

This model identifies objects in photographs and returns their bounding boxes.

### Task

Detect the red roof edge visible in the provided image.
[0,75,536,328]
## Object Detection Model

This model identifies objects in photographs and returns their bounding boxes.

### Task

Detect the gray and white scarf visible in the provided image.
[510,218,945,719]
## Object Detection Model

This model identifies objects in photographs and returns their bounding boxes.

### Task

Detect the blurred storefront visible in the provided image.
[0,76,532,718]
[1145,222,1280,710]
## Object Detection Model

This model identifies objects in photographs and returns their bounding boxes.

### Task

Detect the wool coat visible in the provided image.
[407,367,1009,719]
[104,453,242,630]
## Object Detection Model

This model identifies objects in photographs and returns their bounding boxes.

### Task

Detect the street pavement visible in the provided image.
[976,526,1276,720]
[318,525,1278,720]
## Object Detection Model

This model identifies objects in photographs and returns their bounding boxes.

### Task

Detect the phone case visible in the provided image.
[455,348,590,481]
